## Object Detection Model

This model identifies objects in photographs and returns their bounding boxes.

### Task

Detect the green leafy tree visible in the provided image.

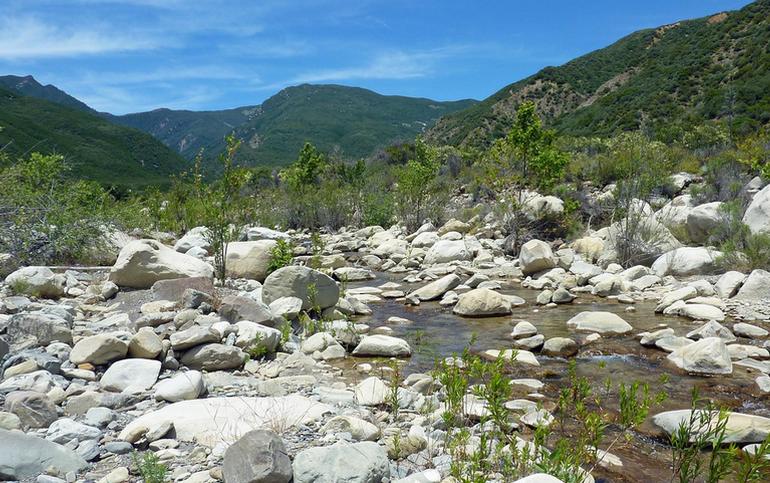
[394,137,445,232]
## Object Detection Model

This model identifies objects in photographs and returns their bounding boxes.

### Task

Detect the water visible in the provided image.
[346,273,770,481]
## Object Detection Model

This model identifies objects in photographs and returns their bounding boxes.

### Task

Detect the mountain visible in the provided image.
[427,0,770,148]
[0,75,97,115]
[110,84,477,166]
[0,86,186,188]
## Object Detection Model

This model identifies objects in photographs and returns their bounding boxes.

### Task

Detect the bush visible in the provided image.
[267,239,294,273]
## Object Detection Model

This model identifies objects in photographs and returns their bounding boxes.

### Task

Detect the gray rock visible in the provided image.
[69,333,129,365]
[0,429,87,479]
[686,320,735,342]
[734,323,769,339]
[151,276,214,302]
[223,430,292,483]
[407,274,461,301]
[170,326,220,351]
[513,334,545,351]
[734,269,770,301]
[352,335,411,357]
[519,240,555,275]
[667,337,732,375]
[452,288,512,317]
[219,295,276,326]
[542,337,578,357]
[180,344,245,371]
[46,418,102,444]
[128,328,163,359]
[85,407,116,428]
[4,391,58,428]
[653,409,770,443]
[743,183,770,235]
[5,312,72,346]
[651,247,722,277]
[566,311,632,335]
[4,266,66,298]
[262,266,340,310]
[292,441,389,483]
[104,441,133,455]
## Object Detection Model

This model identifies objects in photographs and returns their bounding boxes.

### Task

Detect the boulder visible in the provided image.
[452,288,512,317]
[46,418,102,445]
[322,416,380,442]
[100,359,161,393]
[715,271,746,299]
[262,266,339,310]
[4,266,66,298]
[743,183,770,234]
[651,247,723,277]
[734,269,770,301]
[670,303,726,322]
[0,429,87,480]
[180,344,246,371]
[4,391,57,428]
[519,240,555,275]
[411,232,439,249]
[686,202,723,243]
[667,337,732,375]
[225,240,278,282]
[173,226,211,253]
[69,334,129,365]
[128,328,163,359]
[686,320,735,342]
[653,410,770,443]
[423,240,471,265]
[170,326,220,351]
[733,323,768,339]
[407,274,461,301]
[120,395,331,447]
[542,337,578,357]
[353,377,388,406]
[243,226,291,241]
[235,321,282,353]
[352,335,411,357]
[109,239,214,288]
[223,430,292,483]
[333,267,376,282]
[566,312,632,335]
[219,295,276,326]
[154,370,206,402]
[268,296,303,319]
[151,276,214,302]
[438,219,471,235]
[5,312,72,345]
[292,441,389,483]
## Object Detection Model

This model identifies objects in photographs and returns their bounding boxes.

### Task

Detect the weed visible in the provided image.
[132,452,167,483]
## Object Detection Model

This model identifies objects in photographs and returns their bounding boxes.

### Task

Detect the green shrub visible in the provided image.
[132,452,167,483]
[267,239,294,274]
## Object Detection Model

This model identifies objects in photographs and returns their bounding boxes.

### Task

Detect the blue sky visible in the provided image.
[0,0,754,114]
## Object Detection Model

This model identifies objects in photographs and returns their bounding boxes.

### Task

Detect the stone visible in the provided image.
[109,239,214,288]
[98,467,129,483]
[512,474,564,483]
[423,240,471,265]
[667,337,732,375]
[734,323,768,339]
[654,410,770,443]
[407,274,462,301]
[352,335,411,357]
[551,287,575,304]
[0,411,21,430]
[69,333,128,365]
[411,231,439,248]
[5,266,66,298]
[651,247,723,277]
[513,334,545,350]
[4,391,57,428]
[333,267,376,282]
[686,202,724,243]
[686,320,736,342]
[219,295,275,326]
[511,321,538,339]
[46,418,102,444]
[85,407,115,428]
[542,337,578,357]
[672,303,726,322]
[5,312,72,346]
[292,441,389,483]
[101,358,161,393]
[128,327,163,359]
[243,226,291,241]
[151,277,214,302]
[223,429,292,483]
[536,290,552,305]
[0,429,87,480]
[519,240,555,275]
[262,266,339,310]
[154,370,206,402]
[268,296,303,319]
[480,349,539,366]
[728,344,769,360]
[174,226,211,253]
[655,286,698,312]
[734,269,770,301]
[120,395,331,447]
[183,289,213,309]
[452,288,512,317]
[566,312,632,335]
[171,326,220,351]
[235,321,282,353]
[180,344,246,371]
[0,370,57,394]
[354,377,389,405]
[743,183,770,234]
[225,240,278,282]
[4,359,39,378]
[322,416,380,441]
[715,271,747,299]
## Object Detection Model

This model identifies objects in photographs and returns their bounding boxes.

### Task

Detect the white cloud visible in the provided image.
[0,16,157,59]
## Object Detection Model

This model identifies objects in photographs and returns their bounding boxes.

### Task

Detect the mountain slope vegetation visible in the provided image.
[0,75,97,114]
[427,0,770,148]
[0,87,186,187]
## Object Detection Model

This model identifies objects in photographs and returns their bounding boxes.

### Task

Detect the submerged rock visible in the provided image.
[566,312,632,335]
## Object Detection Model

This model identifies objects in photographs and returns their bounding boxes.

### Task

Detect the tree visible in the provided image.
[482,101,568,254]
[394,137,445,232]
[203,134,250,283]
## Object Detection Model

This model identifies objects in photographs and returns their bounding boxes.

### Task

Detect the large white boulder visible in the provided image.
[174,226,211,253]
[109,239,214,288]
[408,274,461,301]
[519,240,555,275]
[655,195,695,233]
[262,265,339,310]
[423,240,471,265]
[743,183,770,234]
[4,266,66,298]
[653,410,770,443]
[667,337,732,375]
[411,231,440,249]
[734,269,770,301]
[292,441,389,483]
[686,202,723,243]
[651,247,722,277]
[566,311,632,335]
[225,240,278,282]
[453,288,512,317]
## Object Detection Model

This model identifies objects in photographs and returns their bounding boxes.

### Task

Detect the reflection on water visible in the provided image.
[346,272,770,482]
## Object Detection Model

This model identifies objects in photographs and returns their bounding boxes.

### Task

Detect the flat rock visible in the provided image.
[667,337,732,375]
[566,312,632,335]
[653,410,770,443]
[0,429,86,479]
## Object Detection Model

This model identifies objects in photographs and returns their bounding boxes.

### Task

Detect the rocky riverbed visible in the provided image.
[2,189,770,483]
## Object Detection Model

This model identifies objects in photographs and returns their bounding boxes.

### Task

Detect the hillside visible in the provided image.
[0,87,186,188]
[427,0,770,147]
[111,84,476,166]
[0,75,97,114]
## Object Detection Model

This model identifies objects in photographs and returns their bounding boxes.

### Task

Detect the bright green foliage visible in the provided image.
[267,239,294,273]
[133,452,168,483]
[394,137,447,232]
